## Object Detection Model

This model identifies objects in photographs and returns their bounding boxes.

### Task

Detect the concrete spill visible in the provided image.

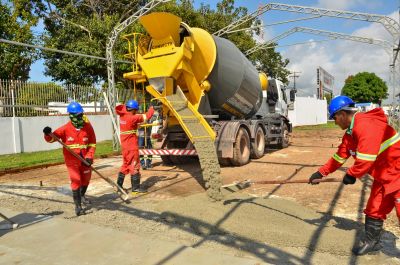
[166,94,223,201]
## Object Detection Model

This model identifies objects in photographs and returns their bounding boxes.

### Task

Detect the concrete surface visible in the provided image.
[1,127,400,264]
[0,208,265,265]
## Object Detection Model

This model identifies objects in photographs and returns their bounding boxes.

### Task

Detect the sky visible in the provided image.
[29,0,400,103]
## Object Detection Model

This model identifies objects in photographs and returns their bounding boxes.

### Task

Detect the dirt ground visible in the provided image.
[1,127,399,264]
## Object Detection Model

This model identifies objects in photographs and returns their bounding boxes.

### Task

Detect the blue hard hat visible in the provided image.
[67,102,84,114]
[126,99,139,110]
[328,96,355,119]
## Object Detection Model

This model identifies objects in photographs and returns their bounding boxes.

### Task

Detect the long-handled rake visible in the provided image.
[222,177,342,193]
[49,132,129,202]
[0,212,19,230]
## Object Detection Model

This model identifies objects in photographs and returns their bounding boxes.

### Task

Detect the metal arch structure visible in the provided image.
[245,26,396,101]
[105,0,170,149]
[218,3,400,102]
[214,3,400,40]
[245,27,394,56]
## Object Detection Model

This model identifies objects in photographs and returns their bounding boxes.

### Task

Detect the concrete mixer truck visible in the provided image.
[123,12,291,169]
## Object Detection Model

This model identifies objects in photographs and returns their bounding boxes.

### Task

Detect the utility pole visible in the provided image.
[289,71,301,92]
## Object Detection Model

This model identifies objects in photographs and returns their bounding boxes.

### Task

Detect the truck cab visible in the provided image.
[256,79,289,118]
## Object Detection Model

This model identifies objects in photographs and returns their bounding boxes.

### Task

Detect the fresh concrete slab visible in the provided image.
[0,208,265,265]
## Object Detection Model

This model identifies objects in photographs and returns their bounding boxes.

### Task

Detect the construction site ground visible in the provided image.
[1,126,399,264]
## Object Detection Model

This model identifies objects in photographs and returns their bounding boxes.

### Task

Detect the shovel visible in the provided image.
[49,132,130,202]
[222,177,342,193]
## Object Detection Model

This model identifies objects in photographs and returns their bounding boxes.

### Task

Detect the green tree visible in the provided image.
[0,1,40,80]
[324,92,332,104]
[37,0,142,85]
[252,44,290,84]
[341,72,388,104]
[36,0,289,86]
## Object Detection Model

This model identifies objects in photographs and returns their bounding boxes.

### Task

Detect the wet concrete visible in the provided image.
[1,127,400,264]
[166,94,222,201]
[152,193,400,264]
[0,208,265,265]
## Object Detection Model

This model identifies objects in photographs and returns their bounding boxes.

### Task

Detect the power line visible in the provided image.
[0,38,132,64]
[289,70,301,92]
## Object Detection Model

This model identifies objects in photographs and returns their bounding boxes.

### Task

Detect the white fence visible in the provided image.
[0,115,113,155]
[288,96,327,127]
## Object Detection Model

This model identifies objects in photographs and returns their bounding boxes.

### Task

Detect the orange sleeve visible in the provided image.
[318,134,351,176]
[146,106,154,120]
[85,123,96,159]
[347,120,384,178]
[44,126,65,143]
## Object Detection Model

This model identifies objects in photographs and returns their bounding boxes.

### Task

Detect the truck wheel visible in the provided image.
[278,123,290,149]
[251,126,265,159]
[231,128,250,166]
[218,157,232,167]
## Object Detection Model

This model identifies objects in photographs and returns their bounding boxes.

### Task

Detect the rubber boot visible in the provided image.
[140,159,147,170]
[80,185,91,205]
[352,216,383,255]
[72,189,84,216]
[117,172,125,189]
[131,174,147,194]
[146,159,152,169]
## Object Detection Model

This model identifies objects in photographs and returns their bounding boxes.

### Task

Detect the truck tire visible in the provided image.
[218,157,232,167]
[250,126,265,159]
[231,128,250,166]
[278,123,290,149]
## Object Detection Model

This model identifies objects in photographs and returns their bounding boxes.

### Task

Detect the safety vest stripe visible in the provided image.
[88,143,96,147]
[120,130,138,135]
[353,133,400,161]
[356,151,377,161]
[332,153,347,164]
[378,133,400,155]
[66,144,88,149]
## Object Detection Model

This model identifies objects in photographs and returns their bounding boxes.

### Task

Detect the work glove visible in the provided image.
[43,126,52,135]
[84,158,93,166]
[308,171,323,185]
[342,174,356,185]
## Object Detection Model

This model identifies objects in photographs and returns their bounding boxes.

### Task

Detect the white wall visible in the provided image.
[288,96,327,127]
[0,118,17,154]
[0,115,113,155]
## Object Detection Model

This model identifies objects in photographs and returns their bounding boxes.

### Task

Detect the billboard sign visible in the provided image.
[317,67,334,99]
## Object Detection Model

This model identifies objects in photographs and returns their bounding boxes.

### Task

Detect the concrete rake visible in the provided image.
[0,212,19,230]
[49,132,130,202]
[222,178,342,193]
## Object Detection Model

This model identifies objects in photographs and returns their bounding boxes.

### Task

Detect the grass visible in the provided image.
[0,140,116,171]
[293,121,338,131]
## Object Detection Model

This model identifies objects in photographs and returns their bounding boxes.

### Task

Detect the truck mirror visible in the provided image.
[290,90,296,102]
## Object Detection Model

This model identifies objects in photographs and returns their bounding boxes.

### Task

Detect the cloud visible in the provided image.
[281,11,397,103]
[317,0,382,10]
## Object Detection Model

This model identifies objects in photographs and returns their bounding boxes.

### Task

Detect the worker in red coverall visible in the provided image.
[43,102,96,216]
[115,99,154,194]
[308,96,400,256]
